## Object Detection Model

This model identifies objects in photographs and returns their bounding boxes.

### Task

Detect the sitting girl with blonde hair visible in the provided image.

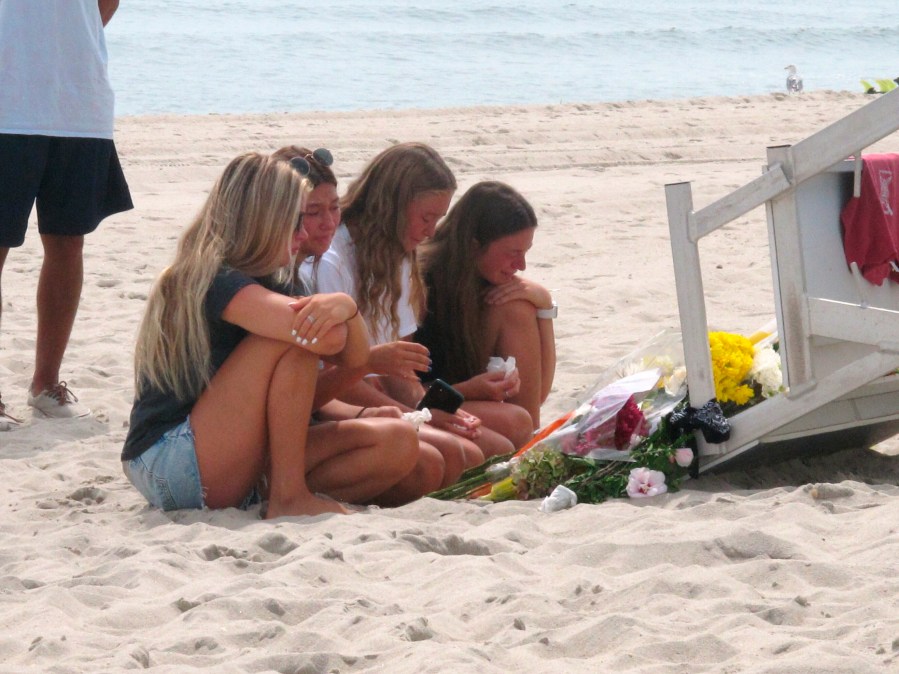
[122,152,417,518]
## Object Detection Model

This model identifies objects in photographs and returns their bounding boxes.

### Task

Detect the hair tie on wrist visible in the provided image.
[354,407,367,418]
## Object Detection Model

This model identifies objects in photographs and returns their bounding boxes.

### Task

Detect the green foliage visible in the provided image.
[428,416,694,506]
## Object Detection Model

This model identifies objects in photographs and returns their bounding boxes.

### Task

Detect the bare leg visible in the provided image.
[305,417,418,503]
[0,247,9,420]
[190,335,344,518]
[32,234,83,394]
[484,299,547,428]
[0,246,7,331]
[376,440,447,505]
[420,425,474,486]
[463,400,533,451]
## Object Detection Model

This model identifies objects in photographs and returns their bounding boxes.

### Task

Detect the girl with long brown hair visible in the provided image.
[417,181,556,432]
[305,143,517,494]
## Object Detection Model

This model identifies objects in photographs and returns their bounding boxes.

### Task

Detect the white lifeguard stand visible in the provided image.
[665,89,899,472]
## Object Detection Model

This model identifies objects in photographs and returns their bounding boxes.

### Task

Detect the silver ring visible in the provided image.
[307,315,316,323]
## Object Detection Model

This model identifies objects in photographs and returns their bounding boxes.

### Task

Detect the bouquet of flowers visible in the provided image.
[430,324,784,508]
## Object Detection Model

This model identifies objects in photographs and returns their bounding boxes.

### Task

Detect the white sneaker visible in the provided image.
[27,382,91,419]
[0,394,23,431]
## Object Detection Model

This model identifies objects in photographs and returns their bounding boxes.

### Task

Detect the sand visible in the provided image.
[1,91,898,672]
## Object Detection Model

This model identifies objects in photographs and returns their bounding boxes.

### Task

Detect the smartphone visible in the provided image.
[416,378,465,414]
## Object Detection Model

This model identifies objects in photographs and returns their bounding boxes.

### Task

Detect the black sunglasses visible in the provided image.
[290,148,334,176]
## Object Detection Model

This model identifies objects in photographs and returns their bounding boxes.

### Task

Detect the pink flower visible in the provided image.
[626,467,668,498]
[674,447,694,468]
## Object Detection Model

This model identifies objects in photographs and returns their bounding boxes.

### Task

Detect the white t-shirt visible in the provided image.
[0,0,115,138]
[302,224,418,345]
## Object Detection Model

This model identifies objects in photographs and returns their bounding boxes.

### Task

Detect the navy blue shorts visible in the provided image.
[0,133,133,248]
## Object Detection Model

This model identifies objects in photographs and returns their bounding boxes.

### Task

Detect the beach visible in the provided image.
[1,91,898,672]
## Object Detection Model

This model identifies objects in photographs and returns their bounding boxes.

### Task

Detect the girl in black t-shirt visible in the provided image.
[417,181,556,433]
[124,152,417,518]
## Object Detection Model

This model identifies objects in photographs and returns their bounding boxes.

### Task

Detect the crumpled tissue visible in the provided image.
[487,356,517,377]
[540,484,578,512]
[402,408,432,431]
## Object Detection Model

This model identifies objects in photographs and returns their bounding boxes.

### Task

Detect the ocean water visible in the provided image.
[107,0,899,116]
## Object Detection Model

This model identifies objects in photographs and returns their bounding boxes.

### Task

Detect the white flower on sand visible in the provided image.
[750,345,783,398]
[626,467,668,498]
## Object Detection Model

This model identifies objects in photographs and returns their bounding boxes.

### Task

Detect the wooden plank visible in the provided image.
[692,164,790,240]
[765,146,813,388]
[807,298,899,349]
[665,182,719,456]
[790,88,899,184]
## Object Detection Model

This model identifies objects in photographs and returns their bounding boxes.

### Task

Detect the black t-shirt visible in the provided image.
[121,267,292,461]
[415,275,453,385]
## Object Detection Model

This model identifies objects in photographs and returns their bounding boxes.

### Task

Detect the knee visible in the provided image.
[414,443,448,494]
[42,234,84,260]
[379,418,420,473]
[269,339,320,382]
[478,431,515,456]
[507,404,536,447]
[431,434,468,487]
[459,438,486,471]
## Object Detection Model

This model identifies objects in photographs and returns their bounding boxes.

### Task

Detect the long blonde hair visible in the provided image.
[134,152,308,400]
[340,142,456,339]
[420,181,538,382]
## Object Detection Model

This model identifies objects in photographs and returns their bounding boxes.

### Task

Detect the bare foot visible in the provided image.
[265,493,349,519]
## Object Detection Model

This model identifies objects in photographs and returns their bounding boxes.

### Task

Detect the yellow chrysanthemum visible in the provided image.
[708,331,755,404]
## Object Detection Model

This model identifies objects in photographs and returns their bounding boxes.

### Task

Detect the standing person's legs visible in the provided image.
[0,132,48,427]
[0,247,7,317]
[32,234,83,395]
[25,135,132,416]
[0,247,20,429]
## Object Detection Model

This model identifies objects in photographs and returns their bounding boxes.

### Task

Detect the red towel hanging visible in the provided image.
[841,153,899,285]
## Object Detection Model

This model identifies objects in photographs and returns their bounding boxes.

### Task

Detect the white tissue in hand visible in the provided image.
[540,485,577,512]
[402,408,432,431]
[487,356,516,377]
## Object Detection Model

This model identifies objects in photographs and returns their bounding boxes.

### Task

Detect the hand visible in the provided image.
[359,405,404,419]
[368,341,431,381]
[484,276,552,311]
[289,293,357,346]
[427,408,482,440]
[461,369,521,402]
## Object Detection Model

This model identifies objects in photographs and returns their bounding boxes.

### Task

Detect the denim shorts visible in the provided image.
[123,418,205,511]
[123,417,262,512]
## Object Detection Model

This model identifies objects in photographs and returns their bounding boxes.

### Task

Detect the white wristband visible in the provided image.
[536,301,557,320]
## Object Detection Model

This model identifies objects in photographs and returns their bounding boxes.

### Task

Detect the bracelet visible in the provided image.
[536,301,558,320]
[354,407,367,418]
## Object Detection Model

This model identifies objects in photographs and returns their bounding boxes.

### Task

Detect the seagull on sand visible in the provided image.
[785,64,803,94]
